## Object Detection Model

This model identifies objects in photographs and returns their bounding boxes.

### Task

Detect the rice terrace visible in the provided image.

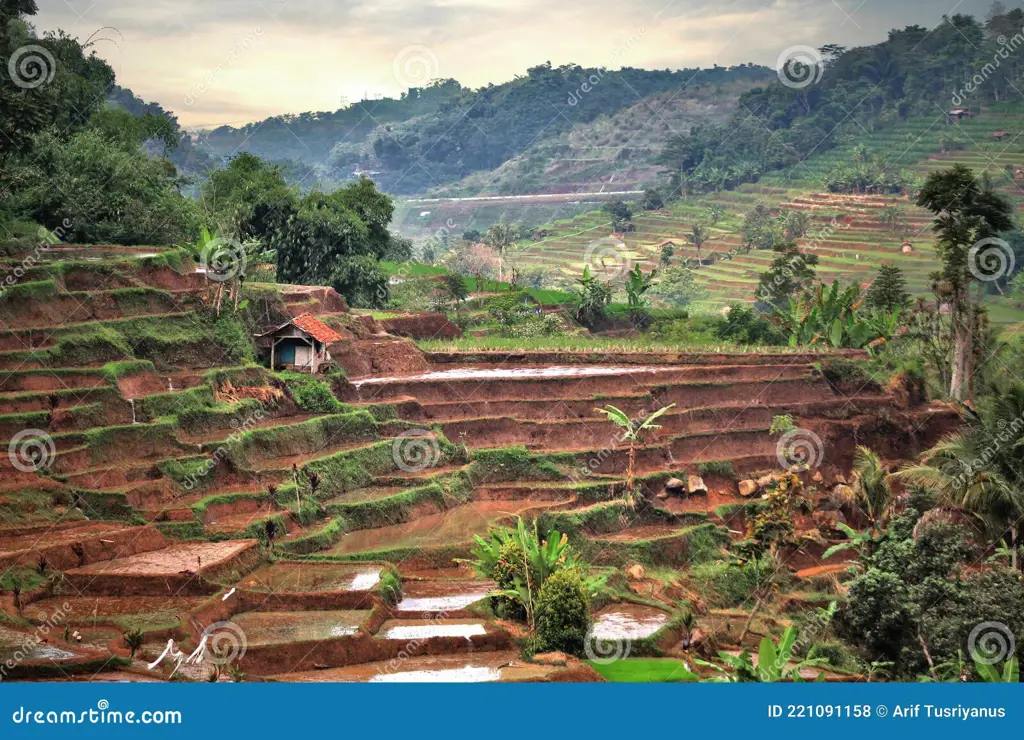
[2,0,1024,690]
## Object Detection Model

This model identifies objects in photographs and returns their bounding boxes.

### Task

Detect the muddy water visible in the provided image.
[327,500,565,555]
[591,604,670,640]
[239,563,382,593]
[0,625,80,662]
[370,666,501,682]
[377,619,487,640]
[353,365,662,386]
[231,610,371,646]
[34,248,162,262]
[395,582,492,613]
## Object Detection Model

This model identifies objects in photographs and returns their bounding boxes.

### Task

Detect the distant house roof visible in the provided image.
[260,314,344,344]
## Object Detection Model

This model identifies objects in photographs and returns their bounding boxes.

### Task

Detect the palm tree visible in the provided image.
[485,223,518,282]
[686,222,711,264]
[851,446,891,529]
[594,403,676,508]
[897,385,1024,570]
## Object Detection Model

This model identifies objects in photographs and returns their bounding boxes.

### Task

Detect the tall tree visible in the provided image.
[866,264,911,313]
[484,222,518,282]
[686,221,712,263]
[917,165,1013,400]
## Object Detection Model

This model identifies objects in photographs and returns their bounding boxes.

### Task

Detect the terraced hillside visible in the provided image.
[510,106,1024,324]
[0,247,958,682]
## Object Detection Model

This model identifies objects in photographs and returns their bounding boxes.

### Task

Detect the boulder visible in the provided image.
[687,475,708,496]
[625,564,647,580]
[831,484,855,507]
[738,480,758,497]
[755,474,779,491]
[665,477,686,493]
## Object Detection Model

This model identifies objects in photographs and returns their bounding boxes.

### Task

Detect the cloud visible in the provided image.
[34,0,996,127]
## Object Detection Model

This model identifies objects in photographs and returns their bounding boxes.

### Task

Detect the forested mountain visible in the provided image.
[661,10,1024,195]
[106,85,216,176]
[198,63,773,194]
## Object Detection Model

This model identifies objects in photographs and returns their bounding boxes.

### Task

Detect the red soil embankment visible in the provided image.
[380,313,462,340]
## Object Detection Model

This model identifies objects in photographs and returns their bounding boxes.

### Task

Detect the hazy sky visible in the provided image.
[34,0,1002,129]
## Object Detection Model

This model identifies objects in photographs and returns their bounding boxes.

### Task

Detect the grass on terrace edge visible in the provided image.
[415,335,839,353]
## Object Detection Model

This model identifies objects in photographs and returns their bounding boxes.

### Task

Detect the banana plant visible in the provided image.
[975,656,1019,683]
[594,403,676,508]
[696,626,829,682]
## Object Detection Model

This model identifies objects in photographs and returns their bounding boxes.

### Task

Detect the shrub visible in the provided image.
[691,558,783,608]
[535,569,591,656]
[487,291,537,327]
[504,313,562,338]
[807,640,854,670]
[280,373,342,413]
[715,304,787,345]
[377,566,402,606]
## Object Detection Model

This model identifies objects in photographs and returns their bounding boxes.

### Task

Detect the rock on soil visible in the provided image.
[664,477,685,494]
[738,480,758,497]
[531,651,570,666]
[625,564,646,580]
[687,475,707,496]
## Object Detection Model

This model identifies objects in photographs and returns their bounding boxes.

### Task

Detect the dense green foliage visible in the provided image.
[836,508,1024,678]
[535,568,591,655]
[660,10,1024,195]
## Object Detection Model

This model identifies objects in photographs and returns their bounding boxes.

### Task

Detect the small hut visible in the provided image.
[945,107,972,124]
[257,314,343,374]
